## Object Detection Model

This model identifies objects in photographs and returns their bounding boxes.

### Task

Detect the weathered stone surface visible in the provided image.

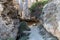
[0,4,3,16]
[43,0,60,40]
[28,24,58,40]
[0,13,20,40]
[0,1,20,40]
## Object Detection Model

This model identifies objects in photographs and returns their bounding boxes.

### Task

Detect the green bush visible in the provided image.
[16,21,30,40]
[19,36,28,40]
[29,1,48,19]
[19,21,30,31]
[7,37,15,40]
[29,1,48,12]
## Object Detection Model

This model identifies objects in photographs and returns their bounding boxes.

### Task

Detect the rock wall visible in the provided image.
[0,1,20,40]
[43,0,60,40]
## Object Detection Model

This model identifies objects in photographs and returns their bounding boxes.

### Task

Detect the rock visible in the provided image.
[0,15,20,40]
[0,4,3,16]
[0,0,7,3]
[38,25,58,40]
[0,1,20,40]
[16,21,30,40]
[28,24,58,40]
[43,0,60,40]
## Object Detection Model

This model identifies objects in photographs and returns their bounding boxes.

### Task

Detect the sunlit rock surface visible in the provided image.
[0,0,59,40]
[0,3,20,40]
[0,4,3,16]
[16,0,30,19]
[43,0,60,40]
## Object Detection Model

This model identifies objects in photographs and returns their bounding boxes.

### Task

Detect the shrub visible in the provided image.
[16,21,30,40]
[29,1,48,19]
[19,21,30,31]
[7,37,15,40]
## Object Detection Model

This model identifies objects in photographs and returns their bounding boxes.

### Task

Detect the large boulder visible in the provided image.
[43,0,60,40]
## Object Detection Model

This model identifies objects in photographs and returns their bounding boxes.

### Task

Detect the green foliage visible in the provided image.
[29,1,48,19]
[19,36,28,40]
[50,37,59,40]
[0,38,2,40]
[19,21,30,31]
[17,21,30,40]
[41,0,48,2]
[29,1,48,13]
[7,37,15,40]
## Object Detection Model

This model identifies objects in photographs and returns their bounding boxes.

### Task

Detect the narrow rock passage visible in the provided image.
[28,25,44,40]
[28,24,58,40]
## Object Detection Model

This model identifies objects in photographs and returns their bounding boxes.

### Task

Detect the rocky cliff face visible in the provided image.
[0,0,59,40]
[43,0,60,40]
[0,1,20,40]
